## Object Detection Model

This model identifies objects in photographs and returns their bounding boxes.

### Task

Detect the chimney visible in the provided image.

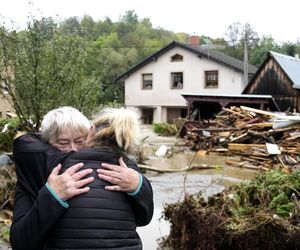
[188,35,200,46]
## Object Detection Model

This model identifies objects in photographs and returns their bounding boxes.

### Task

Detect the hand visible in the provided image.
[97,157,140,192]
[47,163,94,201]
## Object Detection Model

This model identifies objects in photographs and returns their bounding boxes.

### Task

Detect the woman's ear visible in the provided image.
[86,125,96,144]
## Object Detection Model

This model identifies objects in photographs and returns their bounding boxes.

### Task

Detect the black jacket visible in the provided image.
[11,133,154,250]
[11,133,70,250]
[46,148,153,250]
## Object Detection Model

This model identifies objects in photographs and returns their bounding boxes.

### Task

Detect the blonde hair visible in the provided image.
[41,106,91,141]
[92,108,140,154]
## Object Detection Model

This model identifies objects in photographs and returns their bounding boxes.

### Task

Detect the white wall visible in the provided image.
[124,47,244,123]
[125,47,244,107]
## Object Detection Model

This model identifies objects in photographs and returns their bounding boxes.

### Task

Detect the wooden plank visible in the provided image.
[240,106,278,117]
[239,122,273,128]
[228,143,266,151]
[222,107,248,118]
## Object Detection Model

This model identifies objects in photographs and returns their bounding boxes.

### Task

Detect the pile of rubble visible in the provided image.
[183,106,300,172]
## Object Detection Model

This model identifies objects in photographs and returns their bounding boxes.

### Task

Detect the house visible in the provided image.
[116,37,257,124]
[243,51,300,112]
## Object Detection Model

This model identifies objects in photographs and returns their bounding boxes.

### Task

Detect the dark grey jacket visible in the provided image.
[46,148,154,250]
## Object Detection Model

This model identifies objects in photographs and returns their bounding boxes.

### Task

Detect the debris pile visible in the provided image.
[182,106,300,172]
[159,169,300,250]
[0,161,16,242]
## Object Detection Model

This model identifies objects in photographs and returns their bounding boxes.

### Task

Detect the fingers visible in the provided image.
[51,164,62,176]
[119,157,128,168]
[75,176,94,188]
[98,172,120,184]
[105,185,121,191]
[65,162,84,175]
[72,168,93,181]
[72,186,91,196]
[101,162,117,171]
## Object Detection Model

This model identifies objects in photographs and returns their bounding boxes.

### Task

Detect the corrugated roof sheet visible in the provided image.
[271,51,300,88]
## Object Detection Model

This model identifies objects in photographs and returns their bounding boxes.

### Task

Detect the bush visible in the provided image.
[0,118,20,152]
[152,123,178,136]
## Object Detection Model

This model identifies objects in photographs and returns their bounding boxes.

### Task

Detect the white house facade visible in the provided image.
[117,39,257,124]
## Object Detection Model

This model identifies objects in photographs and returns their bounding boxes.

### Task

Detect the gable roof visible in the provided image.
[116,41,257,81]
[243,51,300,93]
[270,51,300,88]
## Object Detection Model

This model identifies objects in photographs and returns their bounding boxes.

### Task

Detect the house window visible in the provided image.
[205,70,218,88]
[142,73,153,89]
[171,54,183,62]
[171,72,183,89]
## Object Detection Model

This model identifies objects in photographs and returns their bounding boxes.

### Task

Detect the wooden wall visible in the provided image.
[244,57,300,112]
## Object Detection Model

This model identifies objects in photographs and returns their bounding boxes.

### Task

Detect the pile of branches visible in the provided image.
[159,170,300,250]
[183,106,300,172]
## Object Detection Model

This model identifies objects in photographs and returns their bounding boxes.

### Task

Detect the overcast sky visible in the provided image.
[1,0,299,43]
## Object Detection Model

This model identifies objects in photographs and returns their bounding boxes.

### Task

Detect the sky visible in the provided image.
[0,0,299,44]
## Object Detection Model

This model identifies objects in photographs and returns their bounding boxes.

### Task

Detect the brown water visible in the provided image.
[137,152,258,250]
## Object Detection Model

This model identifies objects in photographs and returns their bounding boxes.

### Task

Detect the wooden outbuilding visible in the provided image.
[243,51,300,112]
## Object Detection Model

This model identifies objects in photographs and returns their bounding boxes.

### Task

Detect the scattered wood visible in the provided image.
[181,105,300,172]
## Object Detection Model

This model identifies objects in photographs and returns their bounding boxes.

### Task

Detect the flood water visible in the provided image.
[137,152,258,250]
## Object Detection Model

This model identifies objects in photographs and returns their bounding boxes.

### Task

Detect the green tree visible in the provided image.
[0,17,101,130]
[250,35,280,66]
[224,22,259,61]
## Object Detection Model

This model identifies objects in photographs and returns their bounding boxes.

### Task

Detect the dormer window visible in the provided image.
[171,54,183,62]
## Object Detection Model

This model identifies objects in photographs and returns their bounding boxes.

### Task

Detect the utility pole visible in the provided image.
[243,35,249,86]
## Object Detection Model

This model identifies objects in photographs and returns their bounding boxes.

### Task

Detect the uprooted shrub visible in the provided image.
[160,170,300,250]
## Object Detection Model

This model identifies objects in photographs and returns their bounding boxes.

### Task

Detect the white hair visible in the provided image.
[92,107,140,154]
[41,106,91,141]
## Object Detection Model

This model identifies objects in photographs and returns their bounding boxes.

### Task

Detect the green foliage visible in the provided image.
[0,17,101,130]
[232,170,300,217]
[0,223,10,243]
[0,118,20,151]
[153,123,178,136]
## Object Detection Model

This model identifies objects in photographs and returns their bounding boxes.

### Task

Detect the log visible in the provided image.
[139,164,216,173]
